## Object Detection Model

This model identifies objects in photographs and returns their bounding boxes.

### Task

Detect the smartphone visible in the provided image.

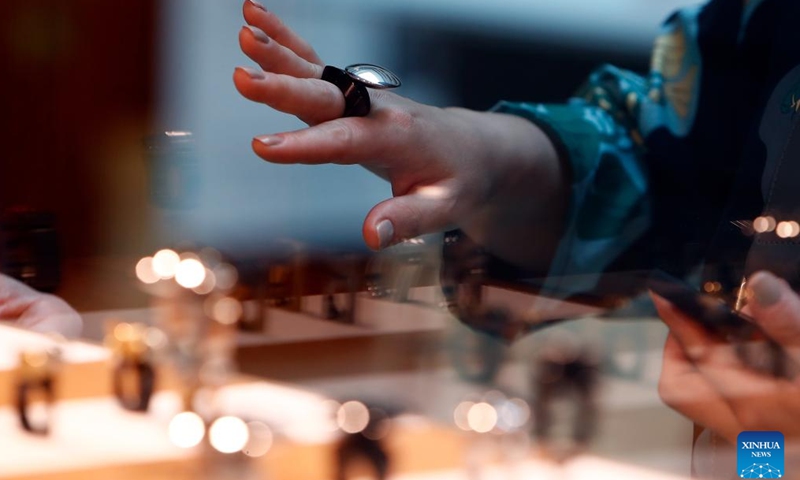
[648,270,787,376]
[646,270,754,339]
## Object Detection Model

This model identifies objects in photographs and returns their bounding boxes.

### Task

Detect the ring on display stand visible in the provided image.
[106,323,156,412]
[321,64,401,117]
[16,350,59,435]
[532,346,599,458]
[113,357,155,412]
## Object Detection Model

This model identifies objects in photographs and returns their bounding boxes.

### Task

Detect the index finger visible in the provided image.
[243,0,323,66]
[747,271,800,365]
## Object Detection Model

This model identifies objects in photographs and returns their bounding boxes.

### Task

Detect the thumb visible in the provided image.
[362,187,458,250]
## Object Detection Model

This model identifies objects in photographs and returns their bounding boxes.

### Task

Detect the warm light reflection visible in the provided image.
[168,411,206,448]
[165,131,193,137]
[211,297,243,325]
[753,216,777,233]
[209,416,249,454]
[113,322,135,342]
[416,185,450,199]
[336,401,370,434]
[135,257,159,284]
[454,401,474,432]
[175,258,206,289]
[143,327,167,350]
[703,281,722,294]
[152,249,181,279]
[467,402,497,433]
[243,421,273,457]
[213,263,238,291]
[192,269,216,295]
[777,221,800,239]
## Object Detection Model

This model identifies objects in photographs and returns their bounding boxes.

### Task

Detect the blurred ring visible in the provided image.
[17,378,54,435]
[113,358,155,412]
[16,351,57,435]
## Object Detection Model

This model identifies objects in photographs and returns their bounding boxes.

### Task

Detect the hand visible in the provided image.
[0,273,82,338]
[654,271,800,443]
[232,0,568,270]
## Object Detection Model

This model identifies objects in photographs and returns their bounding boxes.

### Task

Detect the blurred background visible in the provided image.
[0,0,697,310]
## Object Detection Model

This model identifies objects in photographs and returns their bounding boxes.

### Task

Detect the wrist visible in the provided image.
[445,108,569,271]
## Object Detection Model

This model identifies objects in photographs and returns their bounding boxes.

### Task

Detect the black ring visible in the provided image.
[17,377,54,435]
[322,66,371,117]
[113,358,155,412]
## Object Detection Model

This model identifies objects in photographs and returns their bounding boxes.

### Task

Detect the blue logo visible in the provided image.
[738,431,784,478]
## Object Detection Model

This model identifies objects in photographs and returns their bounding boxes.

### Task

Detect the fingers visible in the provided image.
[650,291,725,363]
[0,274,82,338]
[658,335,741,442]
[250,100,416,165]
[747,271,800,363]
[239,25,323,79]
[362,185,460,250]
[654,290,797,429]
[243,0,322,66]
[233,67,343,125]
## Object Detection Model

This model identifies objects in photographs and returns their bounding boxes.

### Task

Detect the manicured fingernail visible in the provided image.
[248,0,267,11]
[254,135,282,147]
[376,220,394,249]
[236,66,265,80]
[748,271,783,307]
[243,25,270,44]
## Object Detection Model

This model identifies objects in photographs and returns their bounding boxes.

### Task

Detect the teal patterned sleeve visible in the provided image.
[491,65,652,295]
[488,3,713,295]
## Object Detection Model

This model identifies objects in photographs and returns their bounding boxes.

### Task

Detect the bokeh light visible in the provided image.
[467,402,497,433]
[454,401,475,431]
[209,416,249,454]
[135,257,159,284]
[776,221,800,239]
[143,327,168,350]
[243,421,273,457]
[175,258,206,288]
[211,297,243,325]
[703,281,722,293]
[213,263,238,291]
[753,216,777,233]
[336,401,370,434]
[496,398,530,431]
[168,411,206,448]
[152,249,181,279]
[192,268,216,295]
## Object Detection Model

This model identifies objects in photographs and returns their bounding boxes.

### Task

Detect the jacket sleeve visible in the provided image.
[486,4,710,297]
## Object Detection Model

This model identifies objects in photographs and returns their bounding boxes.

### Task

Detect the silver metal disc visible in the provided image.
[345,64,401,89]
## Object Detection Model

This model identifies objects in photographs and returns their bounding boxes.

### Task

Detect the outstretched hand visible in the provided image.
[233,0,567,269]
[0,273,82,338]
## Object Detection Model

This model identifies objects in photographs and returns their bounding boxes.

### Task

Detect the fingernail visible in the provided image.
[254,135,282,147]
[376,220,394,249]
[236,66,265,80]
[248,0,267,11]
[243,25,270,44]
[748,271,783,307]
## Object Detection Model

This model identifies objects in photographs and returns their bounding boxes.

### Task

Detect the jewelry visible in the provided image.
[106,323,156,412]
[321,64,401,117]
[16,349,59,435]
